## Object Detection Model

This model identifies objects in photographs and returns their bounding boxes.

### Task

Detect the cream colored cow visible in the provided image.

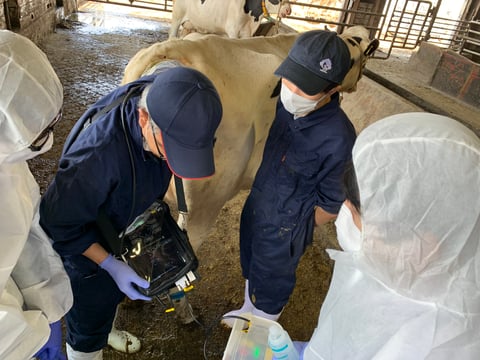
[122,27,377,250]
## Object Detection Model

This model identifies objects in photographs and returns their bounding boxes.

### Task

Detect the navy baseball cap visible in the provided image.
[146,67,222,179]
[275,30,351,95]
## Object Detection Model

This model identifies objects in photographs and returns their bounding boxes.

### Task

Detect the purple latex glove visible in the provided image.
[99,254,151,301]
[34,321,66,360]
[293,341,308,359]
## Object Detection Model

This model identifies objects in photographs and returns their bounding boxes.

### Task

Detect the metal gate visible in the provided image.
[284,0,479,61]
[381,0,476,56]
[88,0,173,13]
[286,0,438,58]
[381,0,439,57]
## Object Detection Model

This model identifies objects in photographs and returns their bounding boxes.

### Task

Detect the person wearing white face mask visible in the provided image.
[333,161,363,253]
[0,30,73,360]
[223,30,357,326]
[293,112,480,359]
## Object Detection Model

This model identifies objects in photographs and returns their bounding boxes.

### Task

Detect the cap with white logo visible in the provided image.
[275,30,351,95]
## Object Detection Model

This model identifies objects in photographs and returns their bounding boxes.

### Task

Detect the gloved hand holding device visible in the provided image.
[99,254,151,301]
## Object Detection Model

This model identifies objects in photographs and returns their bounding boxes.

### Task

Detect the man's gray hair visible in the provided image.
[138,84,161,132]
[138,84,152,113]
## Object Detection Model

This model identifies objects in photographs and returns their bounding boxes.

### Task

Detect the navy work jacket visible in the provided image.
[40,75,173,256]
[249,93,356,241]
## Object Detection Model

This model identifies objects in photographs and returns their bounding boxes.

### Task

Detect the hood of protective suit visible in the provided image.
[353,112,480,314]
[0,30,63,164]
[305,113,480,360]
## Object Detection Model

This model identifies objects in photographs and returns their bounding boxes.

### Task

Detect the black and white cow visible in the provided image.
[169,0,292,39]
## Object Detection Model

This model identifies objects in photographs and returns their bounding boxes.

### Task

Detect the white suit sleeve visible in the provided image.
[11,211,73,321]
[0,164,72,359]
[0,278,50,360]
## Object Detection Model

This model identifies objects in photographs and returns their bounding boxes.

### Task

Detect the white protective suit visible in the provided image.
[304,112,480,359]
[0,30,73,359]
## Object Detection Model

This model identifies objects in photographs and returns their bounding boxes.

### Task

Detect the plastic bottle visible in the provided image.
[268,324,299,360]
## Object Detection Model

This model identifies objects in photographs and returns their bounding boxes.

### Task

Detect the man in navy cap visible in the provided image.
[223,30,357,325]
[40,66,222,360]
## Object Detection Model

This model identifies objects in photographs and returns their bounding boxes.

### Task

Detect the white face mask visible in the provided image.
[280,85,319,118]
[334,203,362,252]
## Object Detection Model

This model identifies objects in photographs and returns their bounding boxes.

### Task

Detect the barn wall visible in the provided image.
[342,77,422,133]
[17,0,56,43]
[342,73,479,137]
[410,41,480,108]
[0,0,78,44]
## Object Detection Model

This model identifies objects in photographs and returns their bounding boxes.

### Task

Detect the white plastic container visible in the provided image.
[267,324,299,360]
[223,313,280,360]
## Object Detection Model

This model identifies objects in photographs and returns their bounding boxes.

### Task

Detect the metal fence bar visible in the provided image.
[384,0,432,49]
[287,1,385,52]
[89,0,173,13]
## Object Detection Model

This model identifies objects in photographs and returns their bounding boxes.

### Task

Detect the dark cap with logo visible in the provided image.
[275,30,351,95]
[146,67,222,179]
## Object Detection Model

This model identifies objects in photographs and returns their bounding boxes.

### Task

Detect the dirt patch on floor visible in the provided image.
[29,11,339,360]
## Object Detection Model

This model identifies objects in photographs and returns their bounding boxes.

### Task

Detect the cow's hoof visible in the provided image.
[107,328,141,353]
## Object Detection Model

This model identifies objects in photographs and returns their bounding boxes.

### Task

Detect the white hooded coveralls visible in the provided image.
[0,30,73,360]
[304,113,480,359]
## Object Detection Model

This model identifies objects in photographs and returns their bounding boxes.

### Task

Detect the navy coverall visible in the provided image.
[240,93,356,314]
[40,75,173,352]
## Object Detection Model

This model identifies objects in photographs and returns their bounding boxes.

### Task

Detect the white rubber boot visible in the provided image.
[66,343,103,360]
[107,307,141,353]
[221,280,255,328]
[107,327,141,353]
